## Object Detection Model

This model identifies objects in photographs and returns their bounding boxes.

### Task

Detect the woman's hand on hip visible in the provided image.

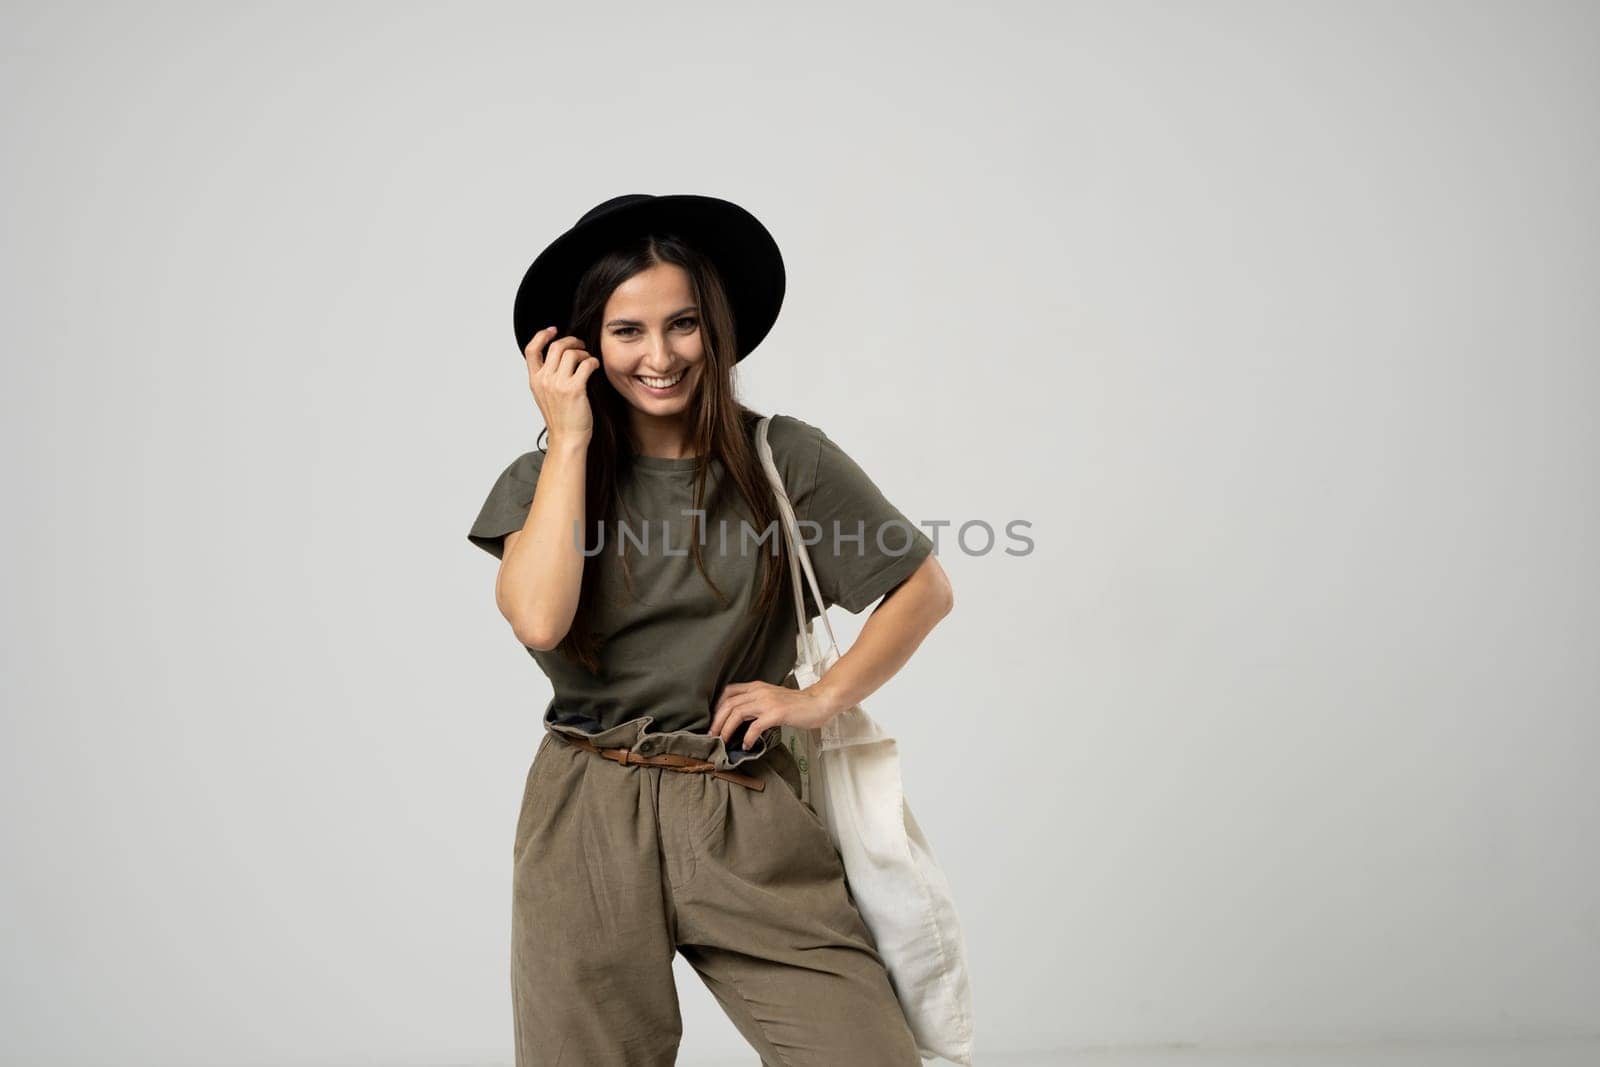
[707,681,840,749]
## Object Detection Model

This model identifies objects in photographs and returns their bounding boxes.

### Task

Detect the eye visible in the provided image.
[675,316,698,330]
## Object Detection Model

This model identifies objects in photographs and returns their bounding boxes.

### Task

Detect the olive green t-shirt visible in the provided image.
[466,413,935,737]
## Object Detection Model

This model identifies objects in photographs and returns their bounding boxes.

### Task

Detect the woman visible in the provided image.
[467,194,954,1066]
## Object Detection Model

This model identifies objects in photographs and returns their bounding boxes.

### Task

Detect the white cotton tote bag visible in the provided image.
[754,415,976,1065]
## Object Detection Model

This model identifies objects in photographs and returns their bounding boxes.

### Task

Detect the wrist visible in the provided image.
[807,679,849,721]
[545,433,590,457]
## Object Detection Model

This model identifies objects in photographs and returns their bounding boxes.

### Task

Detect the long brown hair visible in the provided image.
[536,233,788,675]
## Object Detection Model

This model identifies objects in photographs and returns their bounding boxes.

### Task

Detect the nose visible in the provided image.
[644,334,676,371]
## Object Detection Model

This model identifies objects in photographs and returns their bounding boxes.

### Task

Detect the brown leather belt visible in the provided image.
[555,732,766,791]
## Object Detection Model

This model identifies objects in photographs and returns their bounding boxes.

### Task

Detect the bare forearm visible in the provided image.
[806,557,953,717]
[497,437,589,649]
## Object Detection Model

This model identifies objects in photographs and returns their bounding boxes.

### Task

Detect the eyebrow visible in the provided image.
[604,305,699,328]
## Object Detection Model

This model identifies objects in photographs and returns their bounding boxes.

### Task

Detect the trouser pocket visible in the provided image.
[764,735,806,802]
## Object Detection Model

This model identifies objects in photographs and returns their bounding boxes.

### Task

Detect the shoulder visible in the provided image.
[760,413,825,494]
[468,447,547,560]
[763,412,823,456]
[497,448,546,485]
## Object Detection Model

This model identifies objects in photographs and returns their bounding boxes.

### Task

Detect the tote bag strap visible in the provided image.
[755,415,842,666]
[756,419,811,644]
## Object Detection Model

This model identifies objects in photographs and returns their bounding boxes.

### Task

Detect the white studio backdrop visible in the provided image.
[1,2,1595,1065]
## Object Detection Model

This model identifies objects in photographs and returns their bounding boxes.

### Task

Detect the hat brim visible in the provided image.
[513,194,785,364]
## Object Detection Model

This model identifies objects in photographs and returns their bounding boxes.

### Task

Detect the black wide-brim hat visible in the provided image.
[513,193,785,363]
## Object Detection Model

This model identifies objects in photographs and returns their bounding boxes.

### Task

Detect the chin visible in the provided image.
[635,393,693,413]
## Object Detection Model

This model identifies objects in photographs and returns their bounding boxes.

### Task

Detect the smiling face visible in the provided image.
[599,262,706,429]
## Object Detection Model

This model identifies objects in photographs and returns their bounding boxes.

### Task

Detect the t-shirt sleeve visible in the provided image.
[466,450,546,561]
[789,423,935,615]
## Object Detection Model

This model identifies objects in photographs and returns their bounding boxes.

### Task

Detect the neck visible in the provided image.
[628,412,698,460]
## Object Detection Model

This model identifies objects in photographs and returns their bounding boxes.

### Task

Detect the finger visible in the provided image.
[523,325,558,366]
[522,326,548,364]
[555,342,591,378]
[718,690,761,722]
[716,695,763,746]
[713,702,746,746]
[725,712,761,749]
[708,696,733,736]
[745,717,779,748]
[540,336,574,373]
[708,682,752,733]
[712,703,739,744]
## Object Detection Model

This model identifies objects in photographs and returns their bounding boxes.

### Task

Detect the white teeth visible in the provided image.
[638,370,685,389]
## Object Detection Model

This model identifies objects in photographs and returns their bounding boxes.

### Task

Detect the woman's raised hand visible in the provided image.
[525,325,600,448]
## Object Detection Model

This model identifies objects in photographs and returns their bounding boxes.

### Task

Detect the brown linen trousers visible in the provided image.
[510,711,923,1066]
